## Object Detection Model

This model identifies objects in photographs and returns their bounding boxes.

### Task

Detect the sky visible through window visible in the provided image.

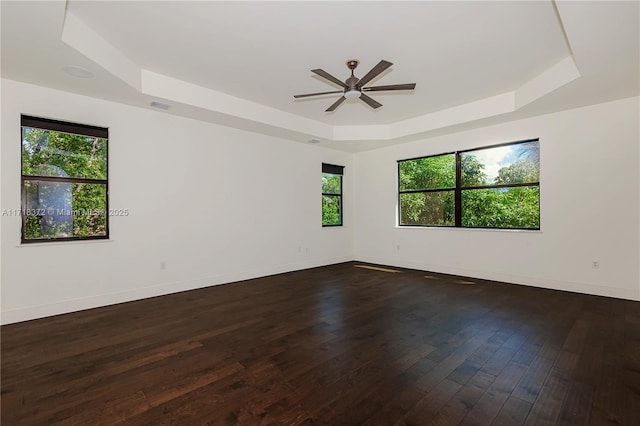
[470,145,518,184]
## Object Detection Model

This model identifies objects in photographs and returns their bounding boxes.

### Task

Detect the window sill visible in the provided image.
[396,226,542,234]
[17,239,113,248]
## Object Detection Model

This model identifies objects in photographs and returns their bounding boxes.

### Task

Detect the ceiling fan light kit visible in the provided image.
[344,89,361,100]
[294,59,416,112]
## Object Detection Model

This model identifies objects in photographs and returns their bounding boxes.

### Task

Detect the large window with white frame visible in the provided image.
[398,139,540,230]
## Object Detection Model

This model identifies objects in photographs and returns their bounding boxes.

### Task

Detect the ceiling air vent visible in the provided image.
[150,101,171,110]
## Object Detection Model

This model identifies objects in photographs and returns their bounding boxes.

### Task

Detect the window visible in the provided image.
[322,163,344,226]
[398,139,540,230]
[21,115,109,242]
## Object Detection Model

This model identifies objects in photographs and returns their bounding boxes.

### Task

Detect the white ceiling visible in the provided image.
[1,1,638,152]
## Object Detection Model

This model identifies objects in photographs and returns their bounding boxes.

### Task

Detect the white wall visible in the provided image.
[2,80,638,325]
[354,97,640,301]
[1,79,354,324]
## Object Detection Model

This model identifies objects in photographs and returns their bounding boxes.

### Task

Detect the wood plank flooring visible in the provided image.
[2,262,639,425]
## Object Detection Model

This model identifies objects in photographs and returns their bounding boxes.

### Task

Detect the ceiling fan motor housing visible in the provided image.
[345,76,359,89]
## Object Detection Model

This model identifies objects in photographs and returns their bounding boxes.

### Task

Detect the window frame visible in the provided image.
[398,138,540,230]
[322,163,344,227]
[20,115,110,244]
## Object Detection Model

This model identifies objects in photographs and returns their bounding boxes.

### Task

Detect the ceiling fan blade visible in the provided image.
[362,83,416,92]
[294,90,344,99]
[357,60,393,88]
[360,93,382,109]
[311,69,348,88]
[326,96,346,112]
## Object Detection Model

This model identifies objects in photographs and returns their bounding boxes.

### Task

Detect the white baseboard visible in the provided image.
[1,255,354,325]
[5,254,635,325]
[354,256,640,301]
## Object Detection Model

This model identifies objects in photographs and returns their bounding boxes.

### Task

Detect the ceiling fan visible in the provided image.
[294,59,416,112]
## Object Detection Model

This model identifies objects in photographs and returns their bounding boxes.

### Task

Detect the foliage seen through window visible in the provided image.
[398,140,539,229]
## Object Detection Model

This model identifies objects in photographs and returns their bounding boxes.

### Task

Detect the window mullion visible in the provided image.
[455,152,462,227]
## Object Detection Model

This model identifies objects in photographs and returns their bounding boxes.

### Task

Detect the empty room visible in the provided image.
[1,1,639,425]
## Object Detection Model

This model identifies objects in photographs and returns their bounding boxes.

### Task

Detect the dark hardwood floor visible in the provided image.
[2,262,639,425]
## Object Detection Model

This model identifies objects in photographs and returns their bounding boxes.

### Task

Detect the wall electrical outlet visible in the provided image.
[592,261,599,269]
[160,261,167,270]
